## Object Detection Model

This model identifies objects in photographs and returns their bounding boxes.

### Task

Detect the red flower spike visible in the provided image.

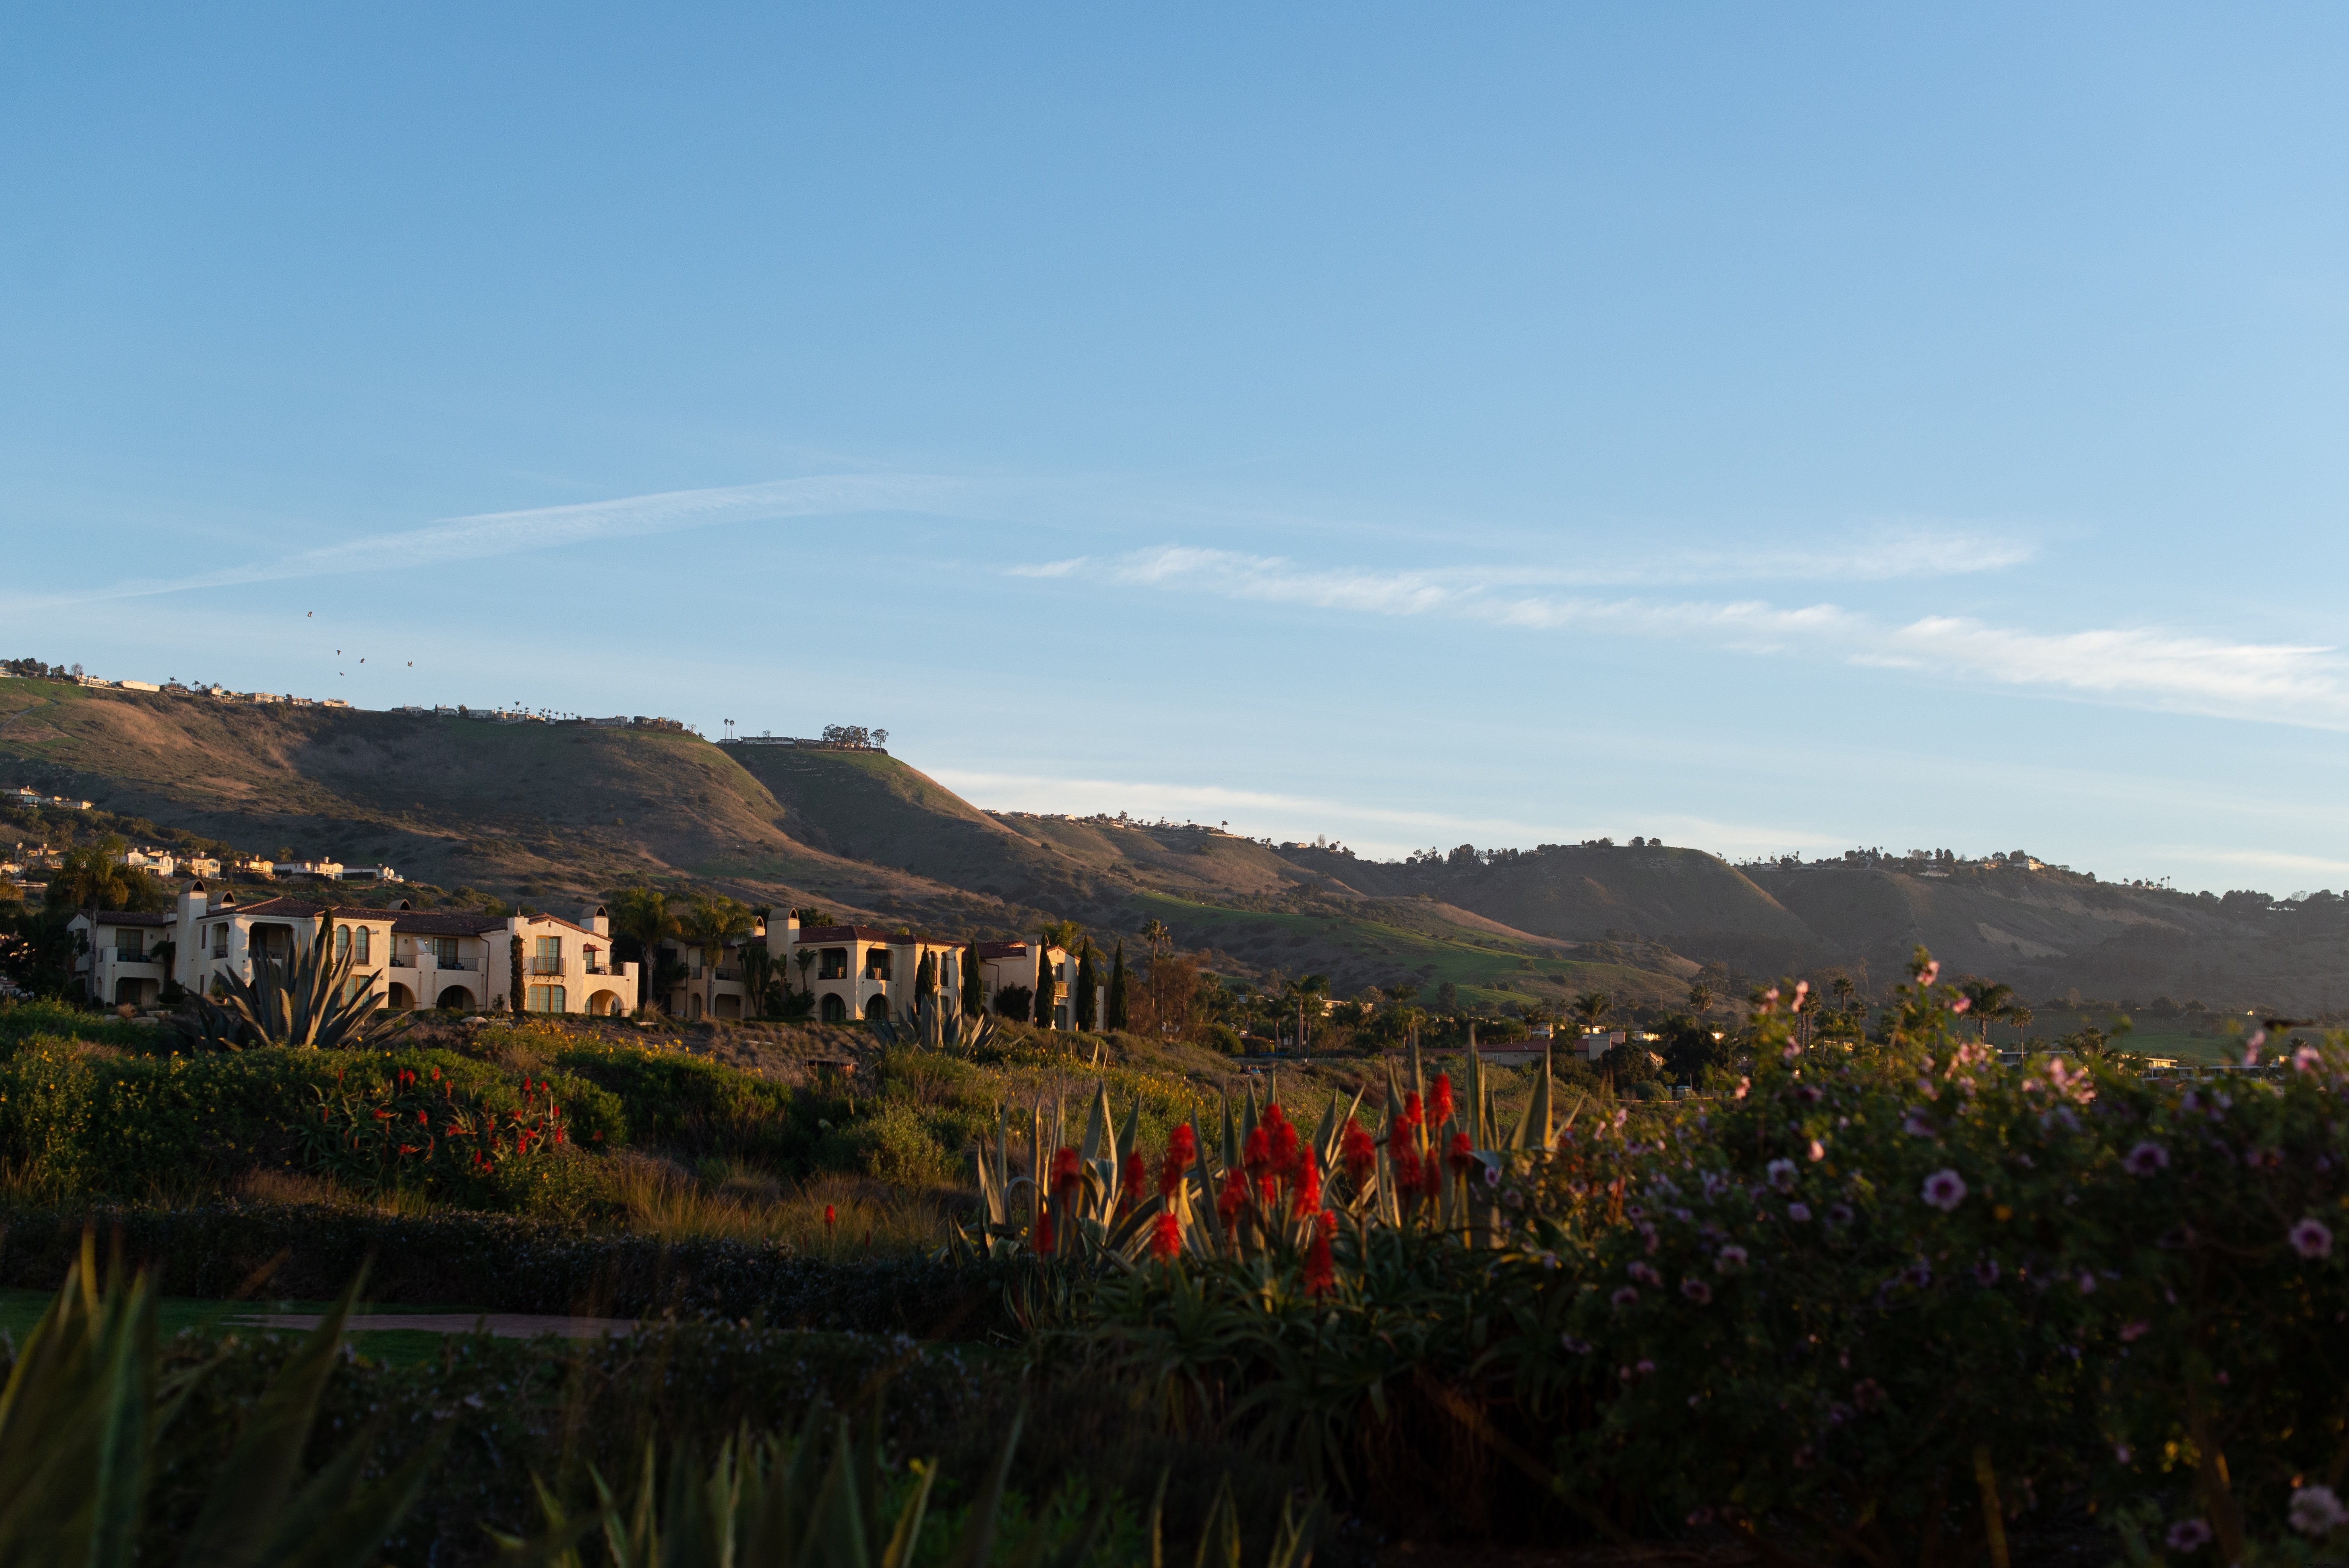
[823,1204,836,1227]
[1292,1146,1322,1216]
[1303,1215,1337,1296]
[1120,1151,1146,1211]
[1052,1146,1082,1192]
[1034,1211,1056,1256]
[1255,1172,1279,1208]
[1217,1169,1249,1228]
[1263,1101,1286,1128]
[1430,1074,1455,1127]
[1169,1123,1198,1169]
[1243,1125,1272,1175]
[1271,1119,1300,1173]
[1340,1119,1377,1189]
[1447,1131,1474,1176]
[1392,1149,1422,1200]
[1150,1212,1182,1261]
[1398,1092,1425,1142]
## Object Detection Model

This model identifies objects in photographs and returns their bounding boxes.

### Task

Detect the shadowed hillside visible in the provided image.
[14,676,2340,1013]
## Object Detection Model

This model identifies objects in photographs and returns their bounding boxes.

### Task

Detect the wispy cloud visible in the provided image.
[1008,557,1088,578]
[1053,546,2349,730]
[18,474,973,606]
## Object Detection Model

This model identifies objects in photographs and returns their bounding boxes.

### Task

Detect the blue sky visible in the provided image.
[6,5,2349,891]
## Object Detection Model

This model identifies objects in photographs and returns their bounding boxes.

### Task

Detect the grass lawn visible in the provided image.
[0,1287,487,1367]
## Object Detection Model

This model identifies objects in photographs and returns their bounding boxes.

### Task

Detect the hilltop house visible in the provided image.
[659,912,1086,1026]
[70,883,641,1014]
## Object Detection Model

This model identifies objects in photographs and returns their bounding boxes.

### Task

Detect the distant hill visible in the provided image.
[6,675,2343,1015]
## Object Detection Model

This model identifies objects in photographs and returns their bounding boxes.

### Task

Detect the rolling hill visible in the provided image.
[6,674,2345,1015]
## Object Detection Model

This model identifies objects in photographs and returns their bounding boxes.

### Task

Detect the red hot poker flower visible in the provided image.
[824,1204,837,1227]
[1169,1122,1198,1168]
[1271,1118,1301,1175]
[1218,1169,1249,1229]
[1243,1125,1272,1175]
[1052,1146,1083,1193]
[1292,1145,1322,1216]
[1447,1131,1474,1177]
[1120,1151,1148,1210]
[1340,1119,1377,1189]
[1150,1212,1182,1261]
[1430,1074,1455,1127]
[1034,1211,1056,1256]
[1303,1211,1337,1296]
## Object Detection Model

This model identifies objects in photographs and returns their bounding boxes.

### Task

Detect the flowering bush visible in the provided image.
[1530,951,2349,1566]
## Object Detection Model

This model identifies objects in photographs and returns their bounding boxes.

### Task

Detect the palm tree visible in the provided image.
[1686,980,1715,1017]
[1281,972,1330,1056]
[1832,975,1856,1019]
[740,941,777,1018]
[1572,990,1613,1041]
[1140,919,1172,960]
[794,946,817,1000]
[677,892,754,1022]
[1958,978,2016,1045]
[608,887,677,1016]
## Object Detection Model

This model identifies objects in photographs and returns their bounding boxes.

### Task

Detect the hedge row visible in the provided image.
[0,1201,1017,1338]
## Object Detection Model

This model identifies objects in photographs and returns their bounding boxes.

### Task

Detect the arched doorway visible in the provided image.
[862,994,888,1024]
[435,985,476,1010]
[689,993,704,1020]
[113,977,146,1007]
[387,981,415,1010]
[820,993,847,1023]
[586,989,621,1016]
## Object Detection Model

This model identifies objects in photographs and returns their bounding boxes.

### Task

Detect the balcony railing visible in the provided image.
[389,958,417,969]
[583,963,614,975]
[715,967,743,982]
[113,949,146,962]
[434,958,473,972]
[211,945,227,959]
[529,958,565,975]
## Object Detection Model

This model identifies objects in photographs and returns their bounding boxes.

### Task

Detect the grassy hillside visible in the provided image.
[14,676,2345,1013]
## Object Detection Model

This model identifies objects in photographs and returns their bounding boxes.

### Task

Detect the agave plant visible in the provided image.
[0,1235,445,1568]
[172,916,390,1050]
[869,987,996,1055]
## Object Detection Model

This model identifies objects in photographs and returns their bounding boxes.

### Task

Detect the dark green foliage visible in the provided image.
[1033,957,1056,1029]
[914,949,937,1002]
[993,984,1032,1021]
[0,1203,1020,1336]
[552,1045,800,1165]
[1106,941,1129,1033]
[0,1041,627,1202]
[961,941,985,1019]
[1073,947,1097,1032]
[173,916,390,1051]
[509,930,525,1017]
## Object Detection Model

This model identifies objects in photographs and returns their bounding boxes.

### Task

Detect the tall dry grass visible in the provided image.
[602,1152,951,1256]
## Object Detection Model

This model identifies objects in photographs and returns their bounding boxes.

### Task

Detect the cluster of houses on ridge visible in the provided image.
[67,890,1084,1031]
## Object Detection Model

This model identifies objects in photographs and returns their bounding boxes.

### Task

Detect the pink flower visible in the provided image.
[2120,1319,2150,1341]
[1973,1259,2000,1286]
[2295,1044,2324,1074]
[2290,1485,2348,1537]
[1903,1109,1937,1137]
[1766,1158,1799,1192]
[1715,1245,1749,1273]
[1733,1077,1751,1100]
[1611,1285,1640,1307]
[1787,1202,1813,1223]
[1918,960,1940,986]
[1628,1261,1661,1285]
[2165,1520,2212,1552]
[2075,1270,2097,1294]
[1952,995,1971,1015]
[2291,1218,2334,1259]
[2123,1141,2169,1176]
[1681,1277,1713,1304]
[1920,1168,1968,1211]
[1807,1138,1826,1162]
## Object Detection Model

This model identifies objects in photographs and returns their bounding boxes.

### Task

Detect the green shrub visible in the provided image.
[0,1043,625,1201]
[553,1043,802,1164]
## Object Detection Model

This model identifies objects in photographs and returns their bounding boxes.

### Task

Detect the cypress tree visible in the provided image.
[915,950,937,1001]
[1074,944,1098,1032]
[1107,939,1129,1032]
[962,941,985,1018]
[508,925,525,1017]
[1033,945,1057,1029]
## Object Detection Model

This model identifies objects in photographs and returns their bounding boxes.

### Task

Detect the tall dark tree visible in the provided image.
[507,927,525,1017]
[961,941,986,1018]
[1106,940,1130,1032]
[1073,944,1098,1032]
[914,950,937,1002]
[1033,946,1057,1029]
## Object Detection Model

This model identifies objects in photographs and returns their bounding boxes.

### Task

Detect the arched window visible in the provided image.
[353,926,371,963]
[334,925,351,960]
